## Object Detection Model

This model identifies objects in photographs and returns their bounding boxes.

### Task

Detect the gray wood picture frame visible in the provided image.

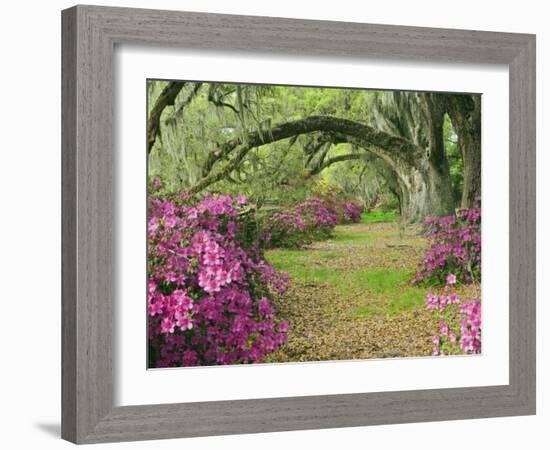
[61,4,536,444]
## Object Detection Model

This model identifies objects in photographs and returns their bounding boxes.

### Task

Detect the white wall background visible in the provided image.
[0,0,546,448]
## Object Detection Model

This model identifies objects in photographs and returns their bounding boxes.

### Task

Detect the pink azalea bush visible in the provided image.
[426,275,481,356]
[262,197,338,248]
[296,198,340,228]
[340,200,362,223]
[415,199,481,286]
[147,184,289,367]
[262,197,361,249]
[457,300,482,353]
[261,209,307,249]
[312,183,362,224]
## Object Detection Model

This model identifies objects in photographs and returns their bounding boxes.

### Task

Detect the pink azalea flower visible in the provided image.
[161,318,175,334]
[203,252,220,266]
[164,215,178,229]
[148,217,160,234]
[148,301,163,317]
[165,271,177,283]
[258,298,273,318]
[176,314,193,330]
[278,322,289,333]
[446,273,457,285]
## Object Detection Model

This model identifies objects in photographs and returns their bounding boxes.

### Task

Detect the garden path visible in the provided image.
[264,216,439,362]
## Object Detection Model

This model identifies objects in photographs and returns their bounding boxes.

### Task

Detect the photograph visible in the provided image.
[146,80,482,368]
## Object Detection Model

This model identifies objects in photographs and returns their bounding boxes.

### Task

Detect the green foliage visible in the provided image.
[147,80,472,217]
[147,80,399,209]
[234,208,263,250]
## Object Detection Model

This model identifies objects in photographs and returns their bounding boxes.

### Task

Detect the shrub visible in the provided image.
[340,200,362,223]
[296,197,339,229]
[261,208,308,249]
[415,199,481,286]
[311,183,362,224]
[147,187,289,367]
[262,197,339,248]
[426,275,481,355]
[261,195,362,249]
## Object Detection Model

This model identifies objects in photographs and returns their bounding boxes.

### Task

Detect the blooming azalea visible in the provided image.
[148,192,289,367]
[415,201,481,285]
[427,289,481,356]
[161,318,175,334]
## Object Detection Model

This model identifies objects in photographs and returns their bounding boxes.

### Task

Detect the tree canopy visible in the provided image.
[147,80,481,222]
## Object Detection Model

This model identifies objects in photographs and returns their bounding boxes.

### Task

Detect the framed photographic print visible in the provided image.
[62,5,536,444]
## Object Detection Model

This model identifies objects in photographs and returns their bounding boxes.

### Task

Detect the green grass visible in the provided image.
[386,289,426,314]
[328,230,375,243]
[326,226,396,245]
[350,289,425,318]
[265,249,425,318]
[353,269,409,293]
[348,272,426,318]
[265,261,416,294]
[264,215,425,319]
[360,210,398,223]
[266,249,341,271]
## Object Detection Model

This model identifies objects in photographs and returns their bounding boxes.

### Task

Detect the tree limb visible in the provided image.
[147,81,186,154]
[192,115,421,194]
[165,82,203,125]
[208,85,240,114]
[205,115,419,173]
[307,153,365,177]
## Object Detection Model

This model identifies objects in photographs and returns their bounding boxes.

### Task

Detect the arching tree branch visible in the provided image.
[205,115,420,172]
[307,153,365,177]
[303,133,333,166]
[147,81,186,154]
[191,115,422,194]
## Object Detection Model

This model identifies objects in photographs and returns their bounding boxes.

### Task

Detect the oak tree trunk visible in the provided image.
[445,95,482,207]
[369,92,455,222]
